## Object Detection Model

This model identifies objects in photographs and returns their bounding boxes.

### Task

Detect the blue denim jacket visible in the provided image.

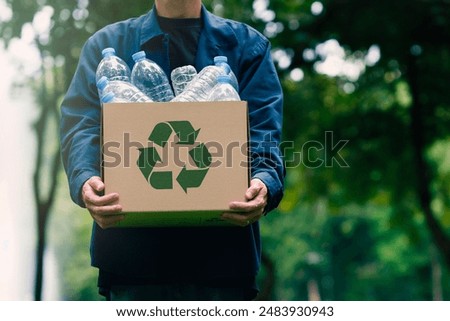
[60,6,284,281]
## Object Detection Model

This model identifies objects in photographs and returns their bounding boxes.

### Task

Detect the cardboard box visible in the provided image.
[101,101,249,227]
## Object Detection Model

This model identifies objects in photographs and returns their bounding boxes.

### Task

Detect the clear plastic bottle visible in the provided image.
[131,51,174,102]
[171,65,224,102]
[214,56,239,92]
[207,75,241,101]
[97,76,153,103]
[95,47,131,83]
[171,65,197,96]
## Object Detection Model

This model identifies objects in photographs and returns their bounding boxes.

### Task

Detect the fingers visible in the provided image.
[245,178,266,200]
[84,188,120,207]
[88,201,124,229]
[89,203,123,215]
[87,197,124,228]
[230,179,268,212]
[229,198,265,213]
[222,179,268,227]
[81,176,124,229]
[90,204,124,229]
[245,182,262,201]
[82,176,120,207]
[88,176,105,193]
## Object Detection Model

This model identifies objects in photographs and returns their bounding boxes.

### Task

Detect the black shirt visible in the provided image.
[157,16,203,69]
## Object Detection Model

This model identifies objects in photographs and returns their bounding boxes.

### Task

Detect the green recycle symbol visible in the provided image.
[137,121,211,193]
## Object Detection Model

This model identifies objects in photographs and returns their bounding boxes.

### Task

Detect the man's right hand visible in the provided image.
[82,176,124,229]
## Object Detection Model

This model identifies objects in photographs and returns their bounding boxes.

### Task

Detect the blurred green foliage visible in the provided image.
[1,0,449,300]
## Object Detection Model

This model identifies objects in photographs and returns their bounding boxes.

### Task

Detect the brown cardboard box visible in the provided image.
[101,101,249,227]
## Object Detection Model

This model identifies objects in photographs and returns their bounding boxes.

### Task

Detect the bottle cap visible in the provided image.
[96,76,109,91]
[214,56,228,64]
[101,92,115,103]
[132,51,146,62]
[102,47,116,57]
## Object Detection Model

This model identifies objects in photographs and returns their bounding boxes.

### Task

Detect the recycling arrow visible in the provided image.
[137,120,211,193]
[149,121,200,147]
[150,171,173,189]
[169,121,200,145]
[189,143,211,169]
[137,147,160,180]
[176,167,209,193]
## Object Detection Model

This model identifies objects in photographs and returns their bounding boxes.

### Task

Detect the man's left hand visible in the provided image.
[221,178,268,227]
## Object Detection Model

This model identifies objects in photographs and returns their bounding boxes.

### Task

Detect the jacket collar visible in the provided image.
[139,6,164,47]
[139,5,238,68]
[199,5,239,48]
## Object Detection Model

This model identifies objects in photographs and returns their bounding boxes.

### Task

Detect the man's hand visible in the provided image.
[221,178,268,227]
[82,176,124,229]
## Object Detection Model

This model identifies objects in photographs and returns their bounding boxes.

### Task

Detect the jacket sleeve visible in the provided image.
[239,37,285,213]
[60,37,103,207]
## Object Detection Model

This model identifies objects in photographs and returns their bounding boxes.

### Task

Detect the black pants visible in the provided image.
[105,282,256,301]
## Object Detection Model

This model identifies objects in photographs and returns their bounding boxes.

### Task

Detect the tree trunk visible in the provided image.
[256,252,276,300]
[307,279,321,301]
[32,120,61,300]
[407,54,450,268]
[34,206,47,301]
[32,64,62,301]
[430,245,443,301]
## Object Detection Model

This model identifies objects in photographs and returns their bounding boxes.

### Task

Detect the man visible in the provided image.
[60,0,284,300]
